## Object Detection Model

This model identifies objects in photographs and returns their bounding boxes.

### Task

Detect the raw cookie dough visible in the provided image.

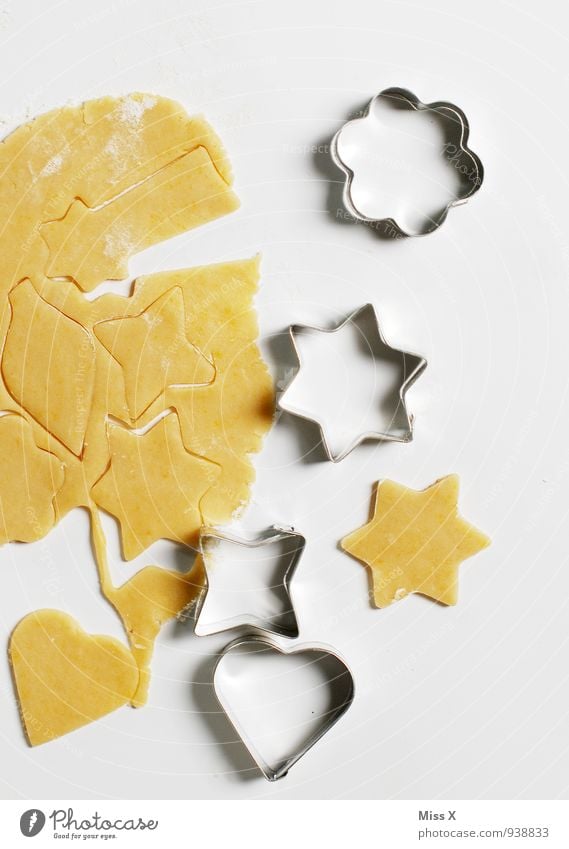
[38,255,272,529]
[0,414,64,545]
[341,475,490,607]
[91,412,220,559]
[90,507,206,708]
[42,145,239,291]
[129,256,275,526]
[46,256,273,530]
[9,609,139,746]
[94,287,215,420]
[0,93,273,740]
[0,92,247,522]
[108,563,205,708]
[2,279,96,456]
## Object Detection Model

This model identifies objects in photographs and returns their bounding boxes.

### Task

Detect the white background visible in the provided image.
[0,0,568,801]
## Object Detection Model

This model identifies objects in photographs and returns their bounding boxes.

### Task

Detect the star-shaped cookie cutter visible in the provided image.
[194,525,305,639]
[331,86,484,237]
[278,303,427,462]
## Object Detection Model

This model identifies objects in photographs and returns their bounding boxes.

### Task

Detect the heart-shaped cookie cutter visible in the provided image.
[213,635,355,781]
[331,86,484,236]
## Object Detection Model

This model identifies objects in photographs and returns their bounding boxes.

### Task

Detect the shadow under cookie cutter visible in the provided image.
[194,525,305,639]
[213,635,355,781]
[330,86,484,237]
[278,303,427,462]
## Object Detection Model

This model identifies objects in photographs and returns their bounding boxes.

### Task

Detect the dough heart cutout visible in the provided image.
[9,609,138,746]
[213,637,354,780]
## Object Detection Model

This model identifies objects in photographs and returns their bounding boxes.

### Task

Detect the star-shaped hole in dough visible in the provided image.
[94,287,215,421]
[341,475,490,607]
[278,304,426,462]
[91,411,220,559]
[194,527,304,638]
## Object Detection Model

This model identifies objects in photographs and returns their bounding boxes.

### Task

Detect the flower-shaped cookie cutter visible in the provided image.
[278,303,427,462]
[331,86,484,237]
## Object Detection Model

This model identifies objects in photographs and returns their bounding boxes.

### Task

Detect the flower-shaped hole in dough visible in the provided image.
[331,87,483,236]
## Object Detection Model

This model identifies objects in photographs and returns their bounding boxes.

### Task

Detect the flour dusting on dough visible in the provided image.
[103,94,158,176]
[40,153,64,176]
[104,137,121,158]
[103,93,160,174]
[103,226,134,261]
[119,94,158,127]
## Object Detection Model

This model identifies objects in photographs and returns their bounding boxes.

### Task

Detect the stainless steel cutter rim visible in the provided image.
[212,634,355,781]
[330,86,484,237]
[278,302,427,463]
[194,525,305,639]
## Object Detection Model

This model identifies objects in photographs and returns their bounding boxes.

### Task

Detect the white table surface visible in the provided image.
[0,0,567,801]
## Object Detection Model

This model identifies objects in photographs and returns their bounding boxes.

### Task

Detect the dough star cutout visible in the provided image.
[94,287,215,421]
[91,411,220,559]
[341,475,490,607]
[278,303,426,462]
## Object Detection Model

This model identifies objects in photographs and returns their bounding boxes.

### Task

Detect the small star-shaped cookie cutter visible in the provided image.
[331,86,484,237]
[278,303,427,462]
[194,525,305,639]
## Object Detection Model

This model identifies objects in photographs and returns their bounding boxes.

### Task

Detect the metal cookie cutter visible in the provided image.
[331,86,483,236]
[213,635,355,781]
[194,526,305,639]
[278,303,427,462]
